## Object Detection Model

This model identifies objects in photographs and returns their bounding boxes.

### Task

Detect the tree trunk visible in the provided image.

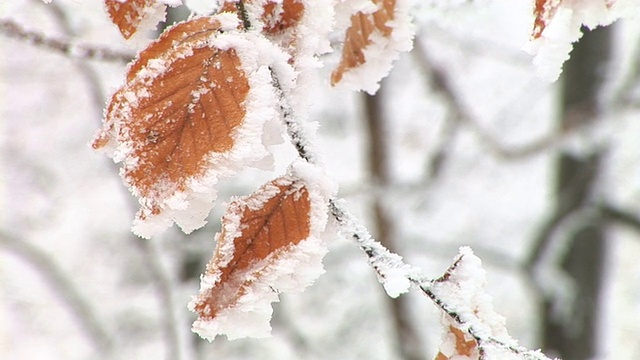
[363,88,425,360]
[539,25,612,359]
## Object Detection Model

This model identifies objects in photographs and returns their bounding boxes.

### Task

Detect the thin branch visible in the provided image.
[413,37,586,161]
[274,76,552,357]
[40,1,110,119]
[0,230,114,356]
[0,18,133,63]
[329,200,553,360]
[599,203,640,236]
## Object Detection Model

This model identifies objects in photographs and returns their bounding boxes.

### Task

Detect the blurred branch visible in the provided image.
[0,230,114,356]
[36,3,189,357]
[613,32,640,108]
[422,23,531,67]
[133,236,185,360]
[599,203,640,235]
[38,1,111,117]
[0,18,133,63]
[413,37,589,161]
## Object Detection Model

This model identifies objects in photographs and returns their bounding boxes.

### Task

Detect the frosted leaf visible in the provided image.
[189,162,336,340]
[217,0,333,64]
[525,0,640,81]
[104,0,175,41]
[433,247,555,360]
[92,15,292,238]
[331,0,415,94]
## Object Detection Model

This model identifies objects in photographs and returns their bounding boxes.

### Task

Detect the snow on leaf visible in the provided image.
[104,0,169,40]
[189,163,333,340]
[330,0,414,94]
[525,0,639,81]
[432,247,555,360]
[92,15,289,238]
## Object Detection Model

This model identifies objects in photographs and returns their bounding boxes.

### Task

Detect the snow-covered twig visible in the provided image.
[0,18,133,63]
[271,62,556,358]
[328,202,555,359]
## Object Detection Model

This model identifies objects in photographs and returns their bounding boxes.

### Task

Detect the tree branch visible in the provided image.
[0,230,114,356]
[0,18,133,63]
[413,37,590,161]
[600,203,640,235]
[270,65,554,359]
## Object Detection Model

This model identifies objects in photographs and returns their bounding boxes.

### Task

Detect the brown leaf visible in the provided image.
[435,325,478,359]
[261,0,304,35]
[217,0,304,35]
[191,175,311,320]
[104,0,165,40]
[331,0,396,86]
[532,0,563,39]
[92,16,250,234]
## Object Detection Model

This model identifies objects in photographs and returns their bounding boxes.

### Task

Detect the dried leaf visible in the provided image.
[217,0,304,35]
[189,170,330,340]
[104,0,166,40]
[434,326,478,359]
[92,16,279,238]
[531,0,561,39]
[531,0,618,39]
[331,0,395,86]
[261,0,305,35]
[330,0,414,94]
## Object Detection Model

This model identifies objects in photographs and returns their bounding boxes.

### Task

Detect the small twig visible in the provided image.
[0,18,133,63]
[600,203,640,235]
[236,0,252,30]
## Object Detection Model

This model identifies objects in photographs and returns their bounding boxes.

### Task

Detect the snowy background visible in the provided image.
[1,0,640,359]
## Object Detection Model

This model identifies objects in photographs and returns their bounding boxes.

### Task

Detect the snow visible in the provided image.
[380,267,411,298]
